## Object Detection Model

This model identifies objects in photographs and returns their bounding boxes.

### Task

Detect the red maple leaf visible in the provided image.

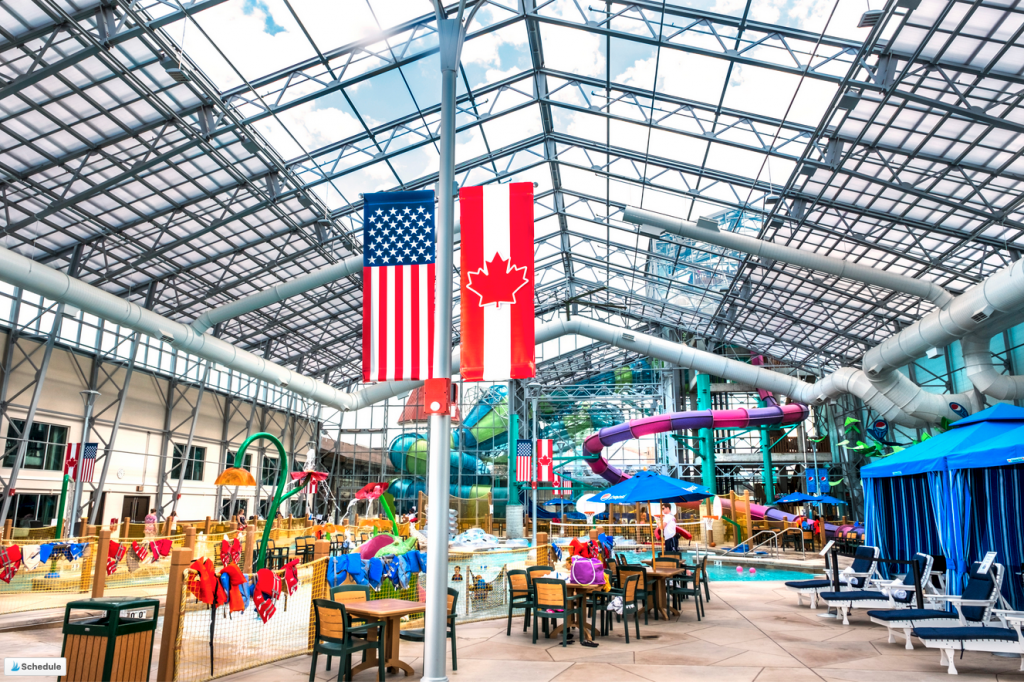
[465,253,529,308]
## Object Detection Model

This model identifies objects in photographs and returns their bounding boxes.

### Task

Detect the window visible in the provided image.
[3,420,68,470]
[170,444,205,481]
[226,451,252,470]
[260,456,278,486]
[13,494,59,527]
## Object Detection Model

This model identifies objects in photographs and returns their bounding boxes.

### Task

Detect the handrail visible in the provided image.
[739,527,806,560]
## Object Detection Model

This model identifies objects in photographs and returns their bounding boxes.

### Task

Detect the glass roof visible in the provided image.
[2,0,1022,390]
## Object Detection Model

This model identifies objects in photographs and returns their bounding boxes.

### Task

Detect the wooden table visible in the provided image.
[540,574,603,641]
[644,567,684,620]
[344,598,426,676]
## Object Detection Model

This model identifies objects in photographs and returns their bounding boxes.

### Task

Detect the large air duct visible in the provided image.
[191,254,362,334]
[623,206,954,308]
[0,241,1006,426]
[961,332,1024,400]
[191,223,461,334]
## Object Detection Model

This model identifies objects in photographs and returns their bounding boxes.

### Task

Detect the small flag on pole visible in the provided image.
[76,443,98,483]
[516,439,533,489]
[63,443,80,478]
[536,439,563,495]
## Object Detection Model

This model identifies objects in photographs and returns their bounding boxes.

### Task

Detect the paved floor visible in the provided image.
[3,580,1022,681]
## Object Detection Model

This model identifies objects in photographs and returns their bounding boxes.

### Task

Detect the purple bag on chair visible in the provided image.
[569,556,604,585]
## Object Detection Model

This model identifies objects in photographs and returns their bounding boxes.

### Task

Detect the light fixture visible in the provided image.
[315,218,332,245]
[858,10,883,27]
[764,194,781,206]
[159,53,191,83]
[240,136,259,154]
[838,89,861,110]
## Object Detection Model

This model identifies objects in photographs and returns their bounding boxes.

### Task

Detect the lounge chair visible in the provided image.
[868,561,1009,649]
[819,552,935,625]
[913,613,1024,674]
[784,545,879,609]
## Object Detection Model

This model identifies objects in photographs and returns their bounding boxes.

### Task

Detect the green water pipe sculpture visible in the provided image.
[215,432,310,571]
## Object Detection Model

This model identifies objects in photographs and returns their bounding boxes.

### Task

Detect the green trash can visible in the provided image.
[59,596,159,682]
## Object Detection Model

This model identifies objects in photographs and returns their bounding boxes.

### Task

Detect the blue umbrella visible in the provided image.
[774,492,818,504]
[595,470,713,504]
[810,495,847,505]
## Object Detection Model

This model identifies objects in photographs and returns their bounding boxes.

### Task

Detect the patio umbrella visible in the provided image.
[595,471,713,560]
[773,492,819,504]
[809,495,847,506]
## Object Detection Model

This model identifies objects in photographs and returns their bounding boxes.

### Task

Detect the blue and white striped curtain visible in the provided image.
[864,473,942,577]
[927,470,971,597]
[965,464,1024,610]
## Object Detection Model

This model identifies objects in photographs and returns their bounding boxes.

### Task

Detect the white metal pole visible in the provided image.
[422,14,461,682]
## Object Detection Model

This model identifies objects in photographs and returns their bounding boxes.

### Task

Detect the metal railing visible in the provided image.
[735,527,806,560]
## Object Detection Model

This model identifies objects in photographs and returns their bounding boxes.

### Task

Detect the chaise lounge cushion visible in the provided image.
[913,626,1018,642]
[784,579,832,589]
[867,609,958,622]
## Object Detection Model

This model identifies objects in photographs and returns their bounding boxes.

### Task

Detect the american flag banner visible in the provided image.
[515,439,533,488]
[362,190,436,382]
[76,443,98,483]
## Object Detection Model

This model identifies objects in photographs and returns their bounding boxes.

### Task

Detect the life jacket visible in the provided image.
[220,537,241,565]
[149,538,173,563]
[252,568,281,623]
[132,541,149,562]
[282,559,300,596]
[188,558,221,605]
[107,541,126,576]
[220,564,247,613]
[0,545,22,583]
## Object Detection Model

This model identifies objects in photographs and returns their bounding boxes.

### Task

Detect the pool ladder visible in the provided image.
[737,527,807,560]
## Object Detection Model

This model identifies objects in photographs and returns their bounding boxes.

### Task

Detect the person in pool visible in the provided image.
[451,566,463,581]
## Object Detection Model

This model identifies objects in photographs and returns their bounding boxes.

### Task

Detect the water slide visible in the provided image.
[581,398,810,483]
[579,394,864,539]
[714,497,864,541]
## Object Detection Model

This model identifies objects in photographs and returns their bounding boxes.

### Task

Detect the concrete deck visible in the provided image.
[2,580,1021,681]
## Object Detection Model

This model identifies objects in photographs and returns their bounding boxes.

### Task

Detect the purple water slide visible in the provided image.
[719,499,864,541]
[582,401,809,483]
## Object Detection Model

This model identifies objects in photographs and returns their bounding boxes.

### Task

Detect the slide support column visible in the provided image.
[697,373,715,494]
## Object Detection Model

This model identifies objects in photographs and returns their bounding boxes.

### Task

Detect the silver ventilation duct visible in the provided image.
[622,206,953,308]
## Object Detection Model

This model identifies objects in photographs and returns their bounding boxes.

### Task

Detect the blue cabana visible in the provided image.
[861,403,1024,608]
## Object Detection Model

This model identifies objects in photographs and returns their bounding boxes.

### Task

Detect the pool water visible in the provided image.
[618,550,815,582]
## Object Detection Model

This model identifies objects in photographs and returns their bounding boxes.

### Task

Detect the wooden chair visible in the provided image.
[310,599,385,682]
[399,588,458,671]
[506,569,533,635]
[532,578,583,647]
[616,565,650,624]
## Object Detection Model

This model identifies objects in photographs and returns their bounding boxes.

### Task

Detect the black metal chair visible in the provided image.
[618,574,643,643]
[666,560,704,621]
[309,599,385,682]
[268,546,290,570]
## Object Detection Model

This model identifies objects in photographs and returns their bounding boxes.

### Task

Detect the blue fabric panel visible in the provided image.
[864,473,942,579]
[966,463,1024,610]
[784,579,832,589]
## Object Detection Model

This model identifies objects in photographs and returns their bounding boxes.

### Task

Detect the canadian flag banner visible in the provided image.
[459,182,535,382]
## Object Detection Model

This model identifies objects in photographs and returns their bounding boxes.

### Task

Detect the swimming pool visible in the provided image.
[617,550,815,581]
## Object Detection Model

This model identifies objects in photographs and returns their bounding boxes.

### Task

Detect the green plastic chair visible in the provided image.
[532,578,584,647]
[506,569,533,635]
[399,588,459,670]
[309,599,385,682]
